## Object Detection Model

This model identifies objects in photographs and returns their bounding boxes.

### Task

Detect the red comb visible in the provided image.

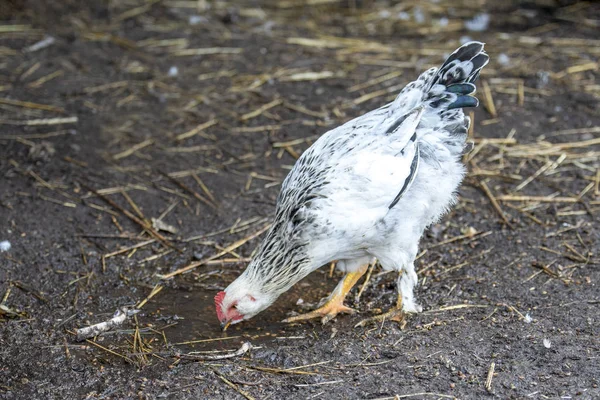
[214,291,226,321]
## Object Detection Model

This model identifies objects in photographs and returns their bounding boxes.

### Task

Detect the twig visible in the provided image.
[355,261,375,303]
[191,173,218,205]
[160,171,217,210]
[158,224,270,279]
[179,342,253,361]
[486,362,495,392]
[175,119,218,141]
[136,285,163,309]
[348,71,402,92]
[40,194,77,208]
[0,117,77,126]
[479,180,514,228]
[514,154,566,192]
[85,339,133,363]
[173,336,241,346]
[112,139,154,160]
[114,0,161,22]
[424,304,489,313]
[81,183,180,252]
[214,369,256,400]
[1,284,11,304]
[76,307,139,341]
[0,98,64,113]
[27,70,64,88]
[371,393,455,399]
[294,380,344,387]
[428,230,491,249]
[104,239,155,258]
[497,195,578,203]
[121,190,145,220]
[11,281,48,303]
[481,80,497,118]
[241,99,282,121]
[247,366,317,375]
[173,47,243,56]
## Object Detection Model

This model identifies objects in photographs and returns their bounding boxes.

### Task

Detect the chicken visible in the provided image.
[215,42,489,329]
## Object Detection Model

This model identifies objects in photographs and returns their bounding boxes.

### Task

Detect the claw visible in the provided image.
[354,308,406,328]
[283,302,356,325]
[284,263,369,325]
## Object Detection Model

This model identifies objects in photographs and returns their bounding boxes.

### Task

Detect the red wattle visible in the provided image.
[214,291,226,321]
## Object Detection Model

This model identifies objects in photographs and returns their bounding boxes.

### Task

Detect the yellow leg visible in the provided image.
[283,264,368,325]
[355,285,405,328]
[354,261,375,303]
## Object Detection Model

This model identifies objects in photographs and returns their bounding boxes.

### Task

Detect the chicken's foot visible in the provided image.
[283,263,368,325]
[354,292,406,328]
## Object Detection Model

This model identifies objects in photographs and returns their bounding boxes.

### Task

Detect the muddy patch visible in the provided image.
[144,271,338,350]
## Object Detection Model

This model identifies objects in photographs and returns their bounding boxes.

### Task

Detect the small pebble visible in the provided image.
[167,66,178,77]
[24,35,56,53]
[498,53,510,67]
[413,7,425,24]
[536,71,550,89]
[465,13,490,32]
[543,338,551,348]
[378,10,391,19]
[0,240,11,252]
[189,15,208,25]
[396,11,410,21]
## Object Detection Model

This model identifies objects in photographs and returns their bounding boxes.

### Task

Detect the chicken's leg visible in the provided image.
[283,263,368,325]
[354,261,375,303]
[355,269,419,328]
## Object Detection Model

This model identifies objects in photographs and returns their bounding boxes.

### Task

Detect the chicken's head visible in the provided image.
[215,281,276,330]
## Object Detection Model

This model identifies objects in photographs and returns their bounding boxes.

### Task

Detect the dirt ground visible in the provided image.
[1,0,599,399]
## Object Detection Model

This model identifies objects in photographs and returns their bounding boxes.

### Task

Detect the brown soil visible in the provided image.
[1,1,599,399]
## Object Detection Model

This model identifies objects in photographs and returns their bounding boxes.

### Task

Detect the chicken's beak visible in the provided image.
[221,320,232,332]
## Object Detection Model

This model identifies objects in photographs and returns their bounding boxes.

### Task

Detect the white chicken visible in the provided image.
[215,42,489,329]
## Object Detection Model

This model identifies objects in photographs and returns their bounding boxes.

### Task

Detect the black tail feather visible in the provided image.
[428,41,489,110]
[441,42,485,71]
[448,95,479,109]
[468,53,489,81]
[446,83,476,95]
